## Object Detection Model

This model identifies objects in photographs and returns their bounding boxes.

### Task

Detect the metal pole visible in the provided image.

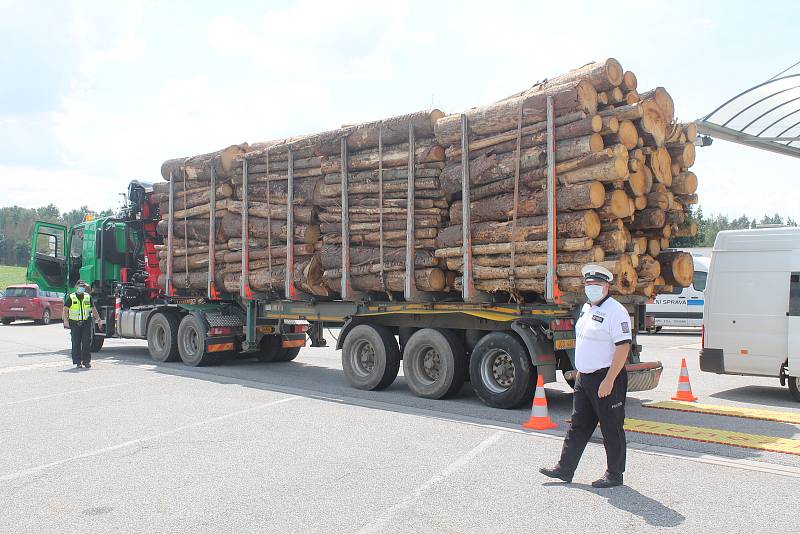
[207,167,217,299]
[286,148,296,299]
[546,95,557,303]
[404,124,417,301]
[241,158,252,299]
[340,137,352,300]
[166,172,174,296]
[461,114,475,301]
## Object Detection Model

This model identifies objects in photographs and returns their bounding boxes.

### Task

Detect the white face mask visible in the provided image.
[584,284,605,303]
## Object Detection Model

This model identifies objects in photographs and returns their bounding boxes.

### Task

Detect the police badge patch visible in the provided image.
[621,321,630,333]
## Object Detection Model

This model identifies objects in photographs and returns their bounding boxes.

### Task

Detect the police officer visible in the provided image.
[540,264,632,488]
[62,281,103,369]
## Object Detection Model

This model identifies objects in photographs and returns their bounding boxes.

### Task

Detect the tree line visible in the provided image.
[671,207,798,248]
[0,205,113,267]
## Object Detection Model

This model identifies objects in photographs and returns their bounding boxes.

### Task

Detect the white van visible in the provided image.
[699,227,800,401]
[645,255,709,332]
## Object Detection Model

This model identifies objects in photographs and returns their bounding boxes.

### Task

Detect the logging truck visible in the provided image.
[26,179,661,409]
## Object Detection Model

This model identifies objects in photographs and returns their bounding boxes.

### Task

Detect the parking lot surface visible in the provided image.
[1,323,798,533]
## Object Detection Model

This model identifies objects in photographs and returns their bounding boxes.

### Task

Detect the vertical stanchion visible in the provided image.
[404,124,417,301]
[378,122,388,297]
[340,137,353,300]
[207,167,218,299]
[166,172,175,296]
[241,158,253,300]
[461,114,476,301]
[545,95,561,304]
[285,148,296,299]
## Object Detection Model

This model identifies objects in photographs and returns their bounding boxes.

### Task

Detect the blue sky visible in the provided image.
[1,0,798,220]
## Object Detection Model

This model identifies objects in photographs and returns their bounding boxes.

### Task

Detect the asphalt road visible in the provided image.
[1,322,798,533]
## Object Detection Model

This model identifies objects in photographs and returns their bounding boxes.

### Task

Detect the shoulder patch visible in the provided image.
[621,321,630,333]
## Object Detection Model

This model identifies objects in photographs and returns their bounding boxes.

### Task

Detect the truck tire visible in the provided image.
[256,336,283,362]
[90,335,105,352]
[147,313,180,362]
[469,332,536,409]
[1,318,12,325]
[342,324,400,390]
[789,376,800,402]
[36,309,51,325]
[402,328,466,399]
[178,314,217,366]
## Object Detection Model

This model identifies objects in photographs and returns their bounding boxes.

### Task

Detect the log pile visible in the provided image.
[432,58,697,299]
[154,58,697,302]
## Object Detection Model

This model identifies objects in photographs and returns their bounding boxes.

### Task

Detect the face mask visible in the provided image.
[584,284,604,303]
[76,286,85,294]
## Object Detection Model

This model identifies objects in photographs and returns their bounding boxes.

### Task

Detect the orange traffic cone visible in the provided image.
[522,375,558,430]
[671,358,698,402]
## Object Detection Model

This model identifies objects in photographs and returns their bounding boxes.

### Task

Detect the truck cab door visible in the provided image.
[788,273,800,377]
[26,222,68,293]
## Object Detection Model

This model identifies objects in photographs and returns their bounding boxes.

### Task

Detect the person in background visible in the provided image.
[62,280,103,369]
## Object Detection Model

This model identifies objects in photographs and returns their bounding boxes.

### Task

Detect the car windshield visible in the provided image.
[4,288,36,298]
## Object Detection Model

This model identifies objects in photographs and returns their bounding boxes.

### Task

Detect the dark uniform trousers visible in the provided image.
[556,367,627,479]
[70,320,92,365]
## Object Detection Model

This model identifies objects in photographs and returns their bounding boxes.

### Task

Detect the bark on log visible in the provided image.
[222,258,330,296]
[220,211,319,244]
[232,178,319,206]
[221,244,315,264]
[318,245,439,270]
[156,218,223,242]
[322,167,441,185]
[434,80,598,145]
[151,183,233,210]
[161,144,248,181]
[594,229,628,254]
[455,276,585,294]
[536,58,624,92]
[225,201,314,224]
[434,237,594,258]
[558,158,629,184]
[449,181,604,224]
[320,140,445,174]
[668,143,696,168]
[629,208,665,230]
[435,211,601,248]
[317,177,440,197]
[329,268,446,293]
[671,171,698,195]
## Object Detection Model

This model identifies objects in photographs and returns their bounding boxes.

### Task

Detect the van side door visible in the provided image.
[788,273,800,377]
[687,270,707,327]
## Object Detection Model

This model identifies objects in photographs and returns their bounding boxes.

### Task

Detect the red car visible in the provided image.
[0,284,64,325]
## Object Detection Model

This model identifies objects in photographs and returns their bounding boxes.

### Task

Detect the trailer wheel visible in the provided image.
[279,347,301,362]
[402,329,466,399]
[256,335,283,362]
[177,314,216,366]
[789,376,800,402]
[469,332,535,409]
[147,313,180,362]
[90,335,105,352]
[342,324,400,390]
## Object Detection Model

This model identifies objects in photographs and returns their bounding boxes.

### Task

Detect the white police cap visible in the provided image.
[581,264,614,283]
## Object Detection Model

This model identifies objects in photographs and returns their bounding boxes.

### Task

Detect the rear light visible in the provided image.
[293,324,309,333]
[208,326,232,336]
[701,324,705,349]
[549,318,574,331]
[31,298,41,306]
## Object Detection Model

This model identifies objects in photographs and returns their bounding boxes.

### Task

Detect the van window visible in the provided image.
[790,273,800,317]
[664,285,683,295]
[692,271,708,292]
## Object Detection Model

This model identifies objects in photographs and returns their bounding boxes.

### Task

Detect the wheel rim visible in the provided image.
[414,344,443,384]
[43,311,50,324]
[153,324,166,353]
[350,339,377,377]
[184,326,199,357]
[480,348,515,394]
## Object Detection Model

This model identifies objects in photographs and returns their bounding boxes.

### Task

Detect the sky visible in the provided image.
[1,0,798,220]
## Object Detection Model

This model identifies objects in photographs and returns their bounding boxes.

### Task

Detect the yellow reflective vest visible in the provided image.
[67,293,92,321]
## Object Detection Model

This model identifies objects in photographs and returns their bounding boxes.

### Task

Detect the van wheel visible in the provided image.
[789,377,800,402]
[37,309,51,325]
[469,332,535,409]
[402,328,466,399]
[342,324,400,390]
[147,313,180,362]
[178,314,217,366]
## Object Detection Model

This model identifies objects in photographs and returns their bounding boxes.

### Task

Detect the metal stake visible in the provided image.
[404,124,417,301]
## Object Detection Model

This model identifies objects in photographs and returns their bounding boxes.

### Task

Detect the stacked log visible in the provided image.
[432,58,697,299]
[155,58,698,302]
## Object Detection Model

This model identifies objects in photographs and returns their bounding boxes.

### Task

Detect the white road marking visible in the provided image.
[1,377,163,407]
[0,395,299,483]
[356,431,504,534]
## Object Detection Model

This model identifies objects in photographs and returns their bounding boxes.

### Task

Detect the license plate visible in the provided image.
[554,338,576,350]
[10,307,23,311]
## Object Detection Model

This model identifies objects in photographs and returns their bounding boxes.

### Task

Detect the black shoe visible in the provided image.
[591,474,623,488]
[84,363,91,369]
[539,467,573,483]
[76,363,82,368]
